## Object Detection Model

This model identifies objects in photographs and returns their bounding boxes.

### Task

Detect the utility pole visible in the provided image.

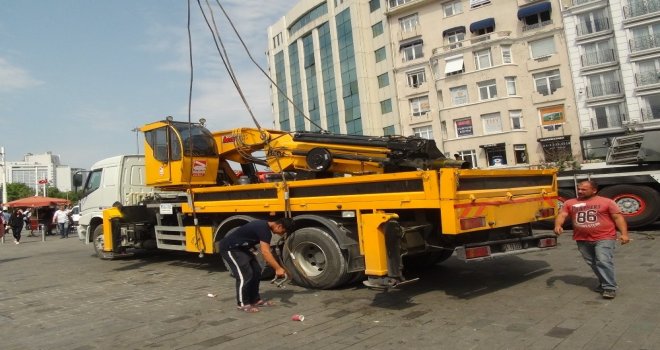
[0,147,7,207]
[131,128,140,154]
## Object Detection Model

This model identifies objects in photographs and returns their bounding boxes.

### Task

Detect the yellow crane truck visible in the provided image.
[93,117,558,289]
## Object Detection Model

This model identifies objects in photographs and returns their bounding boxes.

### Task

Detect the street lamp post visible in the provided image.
[0,146,7,207]
[131,128,140,155]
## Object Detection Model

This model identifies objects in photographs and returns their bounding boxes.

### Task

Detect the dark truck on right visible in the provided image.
[557,131,660,228]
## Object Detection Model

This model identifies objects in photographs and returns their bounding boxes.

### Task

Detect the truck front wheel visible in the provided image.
[281,227,348,289]
[92,225,112,259]
[599,185,660,228]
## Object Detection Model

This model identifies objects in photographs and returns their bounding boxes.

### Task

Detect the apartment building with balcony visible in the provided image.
[388,0,581,168]
[561,0,660,159]
[266,0,401,136]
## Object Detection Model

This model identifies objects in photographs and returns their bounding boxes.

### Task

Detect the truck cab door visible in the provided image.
[143,125,177,185]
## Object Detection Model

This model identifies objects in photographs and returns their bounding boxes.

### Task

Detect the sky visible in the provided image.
[0,0,291,169]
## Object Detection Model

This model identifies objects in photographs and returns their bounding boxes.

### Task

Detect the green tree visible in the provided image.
[6,183,35,202]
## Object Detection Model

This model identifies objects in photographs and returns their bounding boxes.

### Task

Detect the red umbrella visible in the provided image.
[3,196,70,208]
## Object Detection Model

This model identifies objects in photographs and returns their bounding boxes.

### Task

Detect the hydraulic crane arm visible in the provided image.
[140,119,465,189]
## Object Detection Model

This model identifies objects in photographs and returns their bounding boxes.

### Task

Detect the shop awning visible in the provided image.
[517,2,551,19]
[479,143,505,149]
[444,56,464,74]
[442,26,466,36]
[469,18,495,33]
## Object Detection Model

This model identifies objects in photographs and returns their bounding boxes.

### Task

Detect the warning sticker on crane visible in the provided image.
[192,160,207,177]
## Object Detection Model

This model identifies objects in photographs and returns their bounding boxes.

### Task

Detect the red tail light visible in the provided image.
[538,237,557,248]
[460,217,487,230]
[538,207,555,218]
[464,246,491,259]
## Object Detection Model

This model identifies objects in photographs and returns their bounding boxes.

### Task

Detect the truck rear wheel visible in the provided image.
[281,227,348,289]
[599,185,660,228]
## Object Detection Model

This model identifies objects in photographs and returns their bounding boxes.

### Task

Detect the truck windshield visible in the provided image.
[172,122,217,157]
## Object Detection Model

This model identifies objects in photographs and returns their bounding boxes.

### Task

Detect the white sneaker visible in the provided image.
[15,241,20,244]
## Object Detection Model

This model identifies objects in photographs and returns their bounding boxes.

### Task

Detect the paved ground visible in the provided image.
[0,228,658,350]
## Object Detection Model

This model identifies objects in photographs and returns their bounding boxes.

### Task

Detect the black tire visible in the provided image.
[599,185,660,228]
[281,227,348,289]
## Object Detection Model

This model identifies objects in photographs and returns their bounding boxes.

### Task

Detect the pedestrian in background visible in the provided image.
[9,209,25,244]
[52,205,70,239]
[24,208,34,237]
[554,180,630,299]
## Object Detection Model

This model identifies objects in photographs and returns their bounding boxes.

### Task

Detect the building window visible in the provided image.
[520,6,551,29]
[380,99,393,114]
[474,49,492,70]
[630,23,660,52]
[383,125,395,136]
[514,144,528,164]
[407,69,426,87]
[641,93,660,121]
[506,77,517,95]
[272,32,283,48]
[455,117,473,137]
[372,21,384,37]
[510,110,523,130]
[637,58,660,86]
[529,36,555,59]
[577,9,609,36]
[389,0,412,8]
[450,85,468,105]
[534,69,561,96]
[445,29,465,49]
[413,125,433,139]
[482,112,503,134]
[410,95,430,117]
[444,0,463,17]
[445,55,465,76]
[375,47,386,63]
[593,104,624,129]
[587,71,620,97]
[501,45,512,64]
[369,0,380,12]
[581,39,614,67]
[456,149,477,168]
[470,0,491,9]
[478,79,497,100]
[485,144,507,166]
[399,13,419,32]
[401,41,423,62]
[378,73,390,88]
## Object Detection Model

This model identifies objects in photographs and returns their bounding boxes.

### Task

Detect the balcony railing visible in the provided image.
[581,49,616,67]
[641,107,660,121]
[623,0,660,19]
[522,19,553,32]
[635,71,660,86]
[590,113,626,130]
[587,81,621,98]
[630,34,660,52]
[576,17,610,37]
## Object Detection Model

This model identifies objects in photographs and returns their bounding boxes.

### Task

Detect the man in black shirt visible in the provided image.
[219,217,295,313]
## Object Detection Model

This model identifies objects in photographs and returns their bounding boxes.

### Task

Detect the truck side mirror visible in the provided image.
[72,173,83,188]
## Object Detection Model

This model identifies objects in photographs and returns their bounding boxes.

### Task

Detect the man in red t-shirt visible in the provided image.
[554,180,630,299]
